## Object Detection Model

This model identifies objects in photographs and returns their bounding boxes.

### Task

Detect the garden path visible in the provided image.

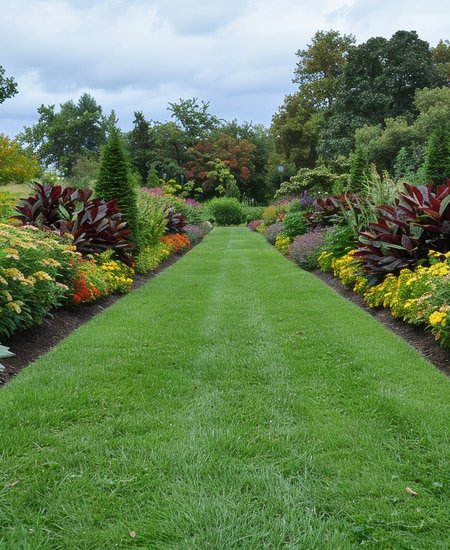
[0,227,449,548]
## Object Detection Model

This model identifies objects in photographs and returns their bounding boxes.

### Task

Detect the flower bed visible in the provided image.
[319,248,450,348]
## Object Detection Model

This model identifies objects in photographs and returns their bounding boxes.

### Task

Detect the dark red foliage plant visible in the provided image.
[356,181,450,283]
[307,193,360,227]
[15,182,133,255]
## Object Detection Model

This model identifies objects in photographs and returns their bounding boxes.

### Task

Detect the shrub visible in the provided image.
[274,166,338,199]
[15,182,133,256]
[321,224,357,260]
[356,182,450,283]
[137,191,168,247]
[423,127,450,187]
[0,135,39,185]
[135,242,171,274]
[0,224,76,337]
[262,205,279,226]
[281,210,307,239]
[248,219,263,232]
[274,234,292,255]
[183,223,206,246]
[264,222,283,245]
[348,143,369,193]
[307,194,360,228]
[204,197,243,225]
[166,208,187,234]
[288,228,329,270]
[161,233,191,254]
[242,206,265,223]
[0,192,18,221]
[142,189,203,224]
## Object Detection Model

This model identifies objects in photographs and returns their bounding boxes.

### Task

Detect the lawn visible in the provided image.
[0,227,449,549]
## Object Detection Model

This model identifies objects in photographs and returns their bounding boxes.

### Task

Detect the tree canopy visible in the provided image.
[18,94,115,177]
[0,66,17,104]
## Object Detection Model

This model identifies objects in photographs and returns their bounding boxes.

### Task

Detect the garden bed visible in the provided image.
[315,270,450,377]
[0,251,186,386]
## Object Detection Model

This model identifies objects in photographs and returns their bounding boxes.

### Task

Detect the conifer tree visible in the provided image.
[95,130,140,248]
[349,143,369,193]
[423,127,450,187]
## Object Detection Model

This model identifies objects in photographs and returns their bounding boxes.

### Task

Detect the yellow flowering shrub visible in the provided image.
[135,242,171,274]
[96,251,134,294]
[0,223,77,337]
[354,250,450,347]
[0,192,19,222]
[330,250,369,294]
[262,205,281,226]
[256,223,266,235]
[274,234,292,255]
[318,250,334,272]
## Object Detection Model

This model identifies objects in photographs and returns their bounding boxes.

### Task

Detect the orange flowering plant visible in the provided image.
[161,233,190,254]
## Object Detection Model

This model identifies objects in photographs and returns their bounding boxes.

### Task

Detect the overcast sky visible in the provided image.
[0,0,448,138]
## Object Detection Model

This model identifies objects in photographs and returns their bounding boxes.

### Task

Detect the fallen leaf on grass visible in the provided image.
[5,480,20,488]
[405,487,417,497]
[129,531,137,539]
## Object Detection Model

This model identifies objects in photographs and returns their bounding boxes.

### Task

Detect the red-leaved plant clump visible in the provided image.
[306,193,360,227]
[248,219,263,231]
[15,182,133,256]
[356,180,450,283]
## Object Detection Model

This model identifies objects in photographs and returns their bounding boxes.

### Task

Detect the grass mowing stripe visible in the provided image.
[0,227,449,549]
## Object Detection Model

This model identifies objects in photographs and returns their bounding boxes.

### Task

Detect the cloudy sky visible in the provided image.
[0,0,448,137]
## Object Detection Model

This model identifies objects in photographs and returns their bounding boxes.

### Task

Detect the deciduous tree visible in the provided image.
[0,135,39,185]
[18,94,111,177]
[0,66,17,104]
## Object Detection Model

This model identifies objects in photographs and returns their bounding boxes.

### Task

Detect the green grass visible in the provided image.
[0,182,34,194]
[1,227,449,549]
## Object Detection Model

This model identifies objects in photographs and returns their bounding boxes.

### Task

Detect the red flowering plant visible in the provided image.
[68,257,109,305]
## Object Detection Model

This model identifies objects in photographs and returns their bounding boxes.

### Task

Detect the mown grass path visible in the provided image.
[1,227,449,549]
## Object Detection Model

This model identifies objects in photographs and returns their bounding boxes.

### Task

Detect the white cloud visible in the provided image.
[0,0,448,137]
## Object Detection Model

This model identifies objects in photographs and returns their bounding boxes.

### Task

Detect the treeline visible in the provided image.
[1,29,449,201]
[9,96,277,203]
[272,30,450,197]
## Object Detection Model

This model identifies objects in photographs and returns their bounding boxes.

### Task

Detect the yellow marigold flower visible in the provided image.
[3,268,25,281]
[1,290,13,302]
[33,271,53,282]
[41,258,62,268]
[429,311,447,327]
[6,301,22,314]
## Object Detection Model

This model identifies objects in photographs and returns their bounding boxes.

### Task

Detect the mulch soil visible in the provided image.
[1,253,449,386]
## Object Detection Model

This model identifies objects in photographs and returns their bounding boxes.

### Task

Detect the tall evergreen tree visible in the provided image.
[95,130,140,248]
[423,127,450,187]
[128,111,153,183]
[349,143,369,193]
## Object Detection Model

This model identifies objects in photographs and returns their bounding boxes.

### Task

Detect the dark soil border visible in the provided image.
[0,251,187,386]
[313,270,450,377]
